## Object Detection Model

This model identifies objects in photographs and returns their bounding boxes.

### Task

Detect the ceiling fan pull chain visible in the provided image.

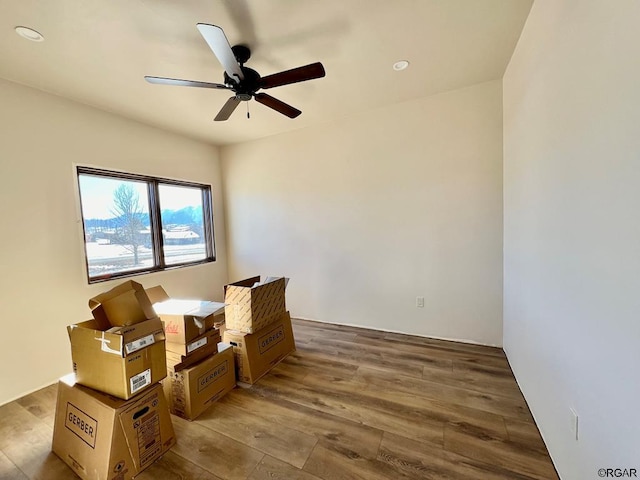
[247,102,250,119]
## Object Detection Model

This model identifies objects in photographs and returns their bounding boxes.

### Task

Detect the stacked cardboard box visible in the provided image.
[150,286,236,420]
[54,280,175,480]
[222,276,296,384]
[163,343,236,420]
[52,374,175,480]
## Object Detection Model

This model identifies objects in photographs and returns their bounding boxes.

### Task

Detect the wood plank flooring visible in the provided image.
[0,318,558,479]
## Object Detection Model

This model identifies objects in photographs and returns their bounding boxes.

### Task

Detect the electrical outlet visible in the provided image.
[569,408,579,441]
[416,296,425,308]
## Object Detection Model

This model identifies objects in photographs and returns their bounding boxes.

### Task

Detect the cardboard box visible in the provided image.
[52,374,175,480]
[163,344,236,420]
[89,280,157,328]
[224,276,288,334]
[165,338,219,372]
[154,298,225,345]
[223,311,296,384]
[68,318,167,400]
[164,329,221,357]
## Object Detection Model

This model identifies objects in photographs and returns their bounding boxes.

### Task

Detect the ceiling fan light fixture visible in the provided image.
[393,60,409,71]
[15,26,44,42]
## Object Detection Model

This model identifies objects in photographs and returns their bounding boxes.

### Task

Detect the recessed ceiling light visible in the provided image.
[15,26,44,42]
[393,60,409,71]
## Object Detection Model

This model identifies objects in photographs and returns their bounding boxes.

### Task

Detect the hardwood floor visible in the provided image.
[0,319,558,480]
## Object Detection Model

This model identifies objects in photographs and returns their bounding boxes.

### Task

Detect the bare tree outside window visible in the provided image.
[111,184,146,266]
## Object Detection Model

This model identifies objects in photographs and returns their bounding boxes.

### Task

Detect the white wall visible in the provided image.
[0,79,227,405]
[222,80,504,346]
[503,1,640,478]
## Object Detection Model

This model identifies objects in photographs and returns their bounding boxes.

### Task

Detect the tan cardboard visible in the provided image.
[163,344,236,420]
[52,374,175,480]
[213,311,225,330]
[223,311,296,384]
[165,333,220,372]
[146,285,225,344]
[216,321,226,339]
[153,298,225,345]
[164,329,221,357]
[89,280,157,328]
[68,318,167,399]
[224,276,287,333]
[144,285,170,304]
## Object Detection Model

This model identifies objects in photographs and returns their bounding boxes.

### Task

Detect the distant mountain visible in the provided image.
[161,205,203,226]
[84,206,204,231]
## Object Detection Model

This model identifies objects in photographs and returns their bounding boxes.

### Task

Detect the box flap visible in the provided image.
[116,318,165,344]
[224,275,261,295]
[224,275,289,294]
[153,299,225,318]
[89,280,156,328]
[188,301,226,317]
[145,285,170,304]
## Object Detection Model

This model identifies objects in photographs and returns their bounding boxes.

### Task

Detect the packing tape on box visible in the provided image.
[97,332,122,355]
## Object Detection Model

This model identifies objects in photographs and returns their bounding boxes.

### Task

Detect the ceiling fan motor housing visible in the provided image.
[224,66,261,99]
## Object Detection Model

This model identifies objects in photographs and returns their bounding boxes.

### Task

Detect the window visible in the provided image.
[77,167,215,283]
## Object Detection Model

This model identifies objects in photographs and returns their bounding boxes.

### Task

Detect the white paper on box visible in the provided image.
[153,299,226,317]
[263,276,290,288]
[125,334,155,354]
[130,369,151,394]
[186,336,208,354]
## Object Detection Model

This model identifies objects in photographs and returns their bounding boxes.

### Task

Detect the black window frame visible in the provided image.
[77,166,216,284]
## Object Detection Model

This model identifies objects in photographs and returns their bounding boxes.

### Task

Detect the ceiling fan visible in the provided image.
[145,23,326,121]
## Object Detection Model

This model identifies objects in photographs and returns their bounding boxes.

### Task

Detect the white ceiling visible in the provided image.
[0,0,532,146]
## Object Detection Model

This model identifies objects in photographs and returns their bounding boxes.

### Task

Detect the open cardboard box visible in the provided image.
[67,318,167,400]
[52,374,175,480]
[147,285,225,345]
[89,280,157,329]
[224,276,288,334]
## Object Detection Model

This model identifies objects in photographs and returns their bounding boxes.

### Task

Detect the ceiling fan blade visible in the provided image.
[260,62,325,89]
[196,23,244,83]
[144,76,230,90]
[254,93,301,118]
[214,96,242,121]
